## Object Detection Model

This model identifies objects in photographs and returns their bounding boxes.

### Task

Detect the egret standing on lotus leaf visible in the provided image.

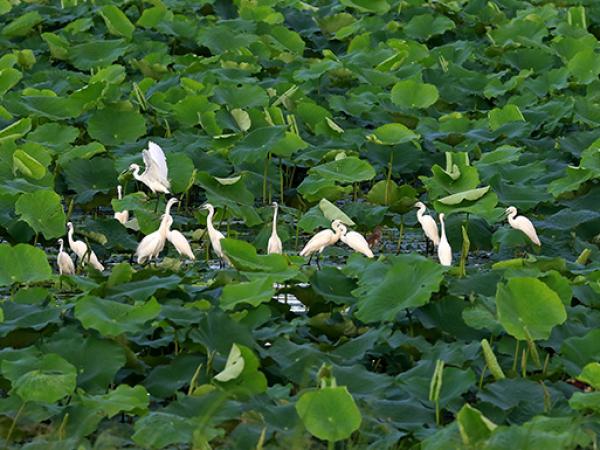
[437,213,452,267]
[299,219,344,268]
[56,238,75,275]
[505,206,541,246]
[202,203,230,266]
[415,201,440,255]
[267,202,283,254]
[114,185,129,225]
[135,198,178,264]
[66,222,104,271]
[336,223,374,258]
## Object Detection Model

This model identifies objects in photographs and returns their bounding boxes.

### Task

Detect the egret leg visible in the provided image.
[306,254,313,266]
[154,195,160,213]
[219,258,224,269]
[316,253,321,270]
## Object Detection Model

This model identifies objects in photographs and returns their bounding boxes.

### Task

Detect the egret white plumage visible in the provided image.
[267,202,283,254]
[437,213,452,267]
[336,223,374,258]
[201,203,230,266]
[505,206,541,246]
[129,141,170,194]
[415,201,440,254]
[299,219,344,268]
[56,238,75,275]
[113,185,129,225]
[135,198,178,264]
[159,202,195,260]
[66,222,104,271]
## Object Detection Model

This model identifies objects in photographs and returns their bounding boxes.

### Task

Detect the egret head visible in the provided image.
[331,219,343,229]
[271,201,278,208]
[117,185,122,195]
[129,163,139,172]
[336,223,348,235]
[58,238,63,245]
[414,201,425,209]
[67,222,73,229]
[201,203,214,211]
[166,197,179,206]
[505,206,517,215]
[439,213,445,221]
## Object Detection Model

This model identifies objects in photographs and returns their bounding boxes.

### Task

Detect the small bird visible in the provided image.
[66,222,104,271]
[437,213,452,266]
[415,201,440,255]
[366,226,382,249]
[267,202,283,254]
[505,206,541,246]
[113,185,129,225]
[135,198,178,264]
[336,223,374,258]
[129,141,170,194]
[201,203,230,266]
[299,219,344,268]
[56,238,75,275]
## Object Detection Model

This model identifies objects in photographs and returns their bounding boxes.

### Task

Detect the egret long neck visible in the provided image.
[67,227,75,248]
[508,210,517,225]
[132,166,141,181]
[416,204,426,219]
[59,241,64,253]
[271,206,278,235]
[440,217,447,240]
[206,208,216,233]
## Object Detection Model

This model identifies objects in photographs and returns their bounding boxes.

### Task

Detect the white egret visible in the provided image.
[415,201,440,254]
[299,219,343,268]
[113,185,129,225]
[201,203,230,266]
[129,141,170,194]
[56,238,75,275]
[437,213,452,266]
[135,198,179,264]
[160,204,195,261]
[336,223,374,258]
[505,206,541,246]
[267,202,283,254]
[66,222,104,271]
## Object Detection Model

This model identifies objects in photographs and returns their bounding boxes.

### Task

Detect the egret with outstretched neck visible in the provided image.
[505,206,541,246]
[114,185,129,225]
[267,202,283,254]
[201,203,230,266]
[56,238,75,275]
[66,222,104,271]
[415,202,439,255]
[336,223,374,258]
[135,198,178,264]
[437,213,452,266]
[299,219,343,268]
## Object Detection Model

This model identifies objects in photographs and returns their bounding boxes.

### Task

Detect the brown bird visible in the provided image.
[366,226,382,249]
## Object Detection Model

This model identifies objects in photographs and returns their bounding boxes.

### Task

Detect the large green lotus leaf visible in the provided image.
[310,157,375,184]
[99,5,135,39]
[484,416,590,450]
[319,198,355,225]
[434,191,502,224]
[58,142,106,166]
[0,302,61,337]
[496,277,566,341]
[41,326,127,393]
[15,190,66,239]
[229,126,285,165]
[195,172,254,207]
[105,275,181,302]
[457,404,496,447]
[339,0,389,13]
[488,104,525,131]
[367,123,419,145]
[0,244,52,286]
[437,186,490,205]
[87,107,146,145]
[220,277,275,311]
[12,149,45,179]
[0,67,21,96]
[63,157,118,203]
[560,329,600,377]
[68,39,129,70]
[74,295,161,337]
[311,267,357,306]
[271,132,308,158]
[2,353,76,404]
[367,180,417,213]
[1,11,42,37]
[568,49,600,85]
[27,123,79,148]
[197,24,258,53]
[296,386,362,442]
[10,94,84,120]
[167,152,194,194]
[353,255,446,322]
[189,310,256,355]
[391,80,439,109]
[270,25,305,54]
[576,362,600,390]
[404,13,455,40]
[569,391,600,414]
[213,344,267,397]
[171,95,218,128]
[132,412,197,449]
[144,354,204,398]
[0,118,31,142]
[82,385,149,419]
[221,238,299,281]
[213,84,269,109]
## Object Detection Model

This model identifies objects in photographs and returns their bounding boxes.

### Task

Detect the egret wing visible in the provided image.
[147,141,169,182]
[167,229,195,259]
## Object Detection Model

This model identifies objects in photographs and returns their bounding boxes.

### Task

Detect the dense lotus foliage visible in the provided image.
[0,0,599,448]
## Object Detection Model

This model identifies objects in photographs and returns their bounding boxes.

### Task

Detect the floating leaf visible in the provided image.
[391,80,440,109]
[87,107,146,145]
